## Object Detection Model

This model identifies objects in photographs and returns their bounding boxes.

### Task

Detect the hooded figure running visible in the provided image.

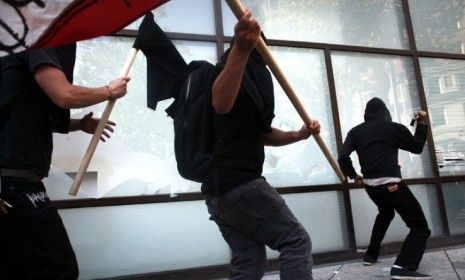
[338,97,432,280]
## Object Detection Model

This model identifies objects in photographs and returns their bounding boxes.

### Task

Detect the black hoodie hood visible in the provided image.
[364,97,392,122]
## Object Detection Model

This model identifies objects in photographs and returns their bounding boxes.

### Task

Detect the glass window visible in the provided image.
[442,181,465,235]
[421,57,465,176]
[222,0,408,49]
[125,0,215,35]
[350,184,444,247]
[266,191,349,259]
[409,0,465,54]
[333,52,434,179]
[48,37,217,199]
[59,201,230,279]
[264,47,339,186]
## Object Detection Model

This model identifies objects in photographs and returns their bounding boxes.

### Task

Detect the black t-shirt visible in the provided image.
[202,89,268,196]
[0,47,75,177]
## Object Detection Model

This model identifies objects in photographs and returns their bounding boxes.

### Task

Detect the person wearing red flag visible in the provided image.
[0,44,129,279]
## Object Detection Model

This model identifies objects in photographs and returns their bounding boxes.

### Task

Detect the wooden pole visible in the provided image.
[225,0,345,182]
[69,48,138,195]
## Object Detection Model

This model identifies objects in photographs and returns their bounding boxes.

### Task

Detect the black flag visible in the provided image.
[133,13,187,110]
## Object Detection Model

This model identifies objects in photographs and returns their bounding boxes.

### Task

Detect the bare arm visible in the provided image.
[264,120,320,146]
[212,9,260,114]
[34,65,130,109]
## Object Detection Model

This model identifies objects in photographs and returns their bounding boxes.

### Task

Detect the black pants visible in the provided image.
[0,179,78,280]
[206,178,313,280]
[365,182,431,271]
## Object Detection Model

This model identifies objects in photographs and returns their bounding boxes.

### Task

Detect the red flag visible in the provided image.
[0,0,169,57]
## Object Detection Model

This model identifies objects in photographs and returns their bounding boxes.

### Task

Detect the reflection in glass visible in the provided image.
[60,201,229,278]
[264,47,339,186]
[267,191,349,259]
[421,58,465,176]
[222,0,408,49]
[350,185,443,247]
[410,0,465,54]
[125,0,215,35]
[442,181,465,234]
[333,52,433,179]
[48,37,216,199]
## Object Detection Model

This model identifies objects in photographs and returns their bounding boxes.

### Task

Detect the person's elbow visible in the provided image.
[51,87,78,109]
[212,101,232,114]
[212,92,233,114]
[411,144,425,154]
[338,155,347,166]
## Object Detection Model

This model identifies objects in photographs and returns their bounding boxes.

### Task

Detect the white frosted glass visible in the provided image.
[263,46,339,186]
[125,0,215,35]
[222,0,408,49]
[333,52,434,179]
[266,191,349,259]
[410,0,465,54]
[49,37,216,199]
[420,57,465,176]
[59,201,230,280]
[442,181,465,235]
[350,185,443,247]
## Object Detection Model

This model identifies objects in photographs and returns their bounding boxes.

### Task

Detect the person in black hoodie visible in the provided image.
[338,97,432,280]
[203,10,320,280]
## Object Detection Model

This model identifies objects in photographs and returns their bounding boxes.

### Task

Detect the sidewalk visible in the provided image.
[227,245,465,280]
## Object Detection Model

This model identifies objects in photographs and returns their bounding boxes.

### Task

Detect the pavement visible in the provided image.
[220,245,465,280]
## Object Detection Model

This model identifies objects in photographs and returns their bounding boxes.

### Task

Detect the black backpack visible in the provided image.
[166,60,218,183]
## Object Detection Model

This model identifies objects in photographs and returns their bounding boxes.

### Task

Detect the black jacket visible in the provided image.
[338,98,428,179]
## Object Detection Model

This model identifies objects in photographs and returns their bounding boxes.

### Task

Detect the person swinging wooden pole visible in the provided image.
[69,48,138,195]
[225,0,345,182]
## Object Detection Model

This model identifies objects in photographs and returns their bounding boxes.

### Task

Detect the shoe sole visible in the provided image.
[391,276,433,280]
[363,262,375,266]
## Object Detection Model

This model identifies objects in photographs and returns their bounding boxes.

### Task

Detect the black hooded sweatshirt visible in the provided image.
[338,98,428,180]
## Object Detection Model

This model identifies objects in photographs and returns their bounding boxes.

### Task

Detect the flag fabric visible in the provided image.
[134,12,187,110]
[0,0,169,57]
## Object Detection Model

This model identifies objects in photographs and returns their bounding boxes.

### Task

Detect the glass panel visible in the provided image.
[266,191,349,259]
[59,201,230,279]
[332,52,434,179]
[124,0,215,35]
[264,47,339,186]
[409,0,465,54]
[420,58,465,176]
[442,181,465,235]
[350,185,443,247]
[222,0,408,49]
[48,37,217,199]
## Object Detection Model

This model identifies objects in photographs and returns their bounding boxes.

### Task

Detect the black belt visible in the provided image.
[0,168,42,182]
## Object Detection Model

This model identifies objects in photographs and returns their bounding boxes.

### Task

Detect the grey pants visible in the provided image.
[206,178,313,280]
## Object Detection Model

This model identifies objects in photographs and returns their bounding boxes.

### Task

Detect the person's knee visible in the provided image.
[60,256,79,280]
[380,208,395,221]
[231,256,265,279]
[411,224,431,238]
[301,230,312,254]
[63,262,79,280]
[288,227,312,255]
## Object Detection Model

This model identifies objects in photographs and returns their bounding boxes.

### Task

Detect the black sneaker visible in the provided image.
[363,253,377,266]
[391,267,433,279]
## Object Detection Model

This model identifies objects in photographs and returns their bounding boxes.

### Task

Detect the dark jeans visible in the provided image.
[206,178,313,280]
[365,182,431,271]
[0,179,78,280]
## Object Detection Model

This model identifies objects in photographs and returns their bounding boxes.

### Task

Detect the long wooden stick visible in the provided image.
[69,48,138,196]
[225,0,345,182]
